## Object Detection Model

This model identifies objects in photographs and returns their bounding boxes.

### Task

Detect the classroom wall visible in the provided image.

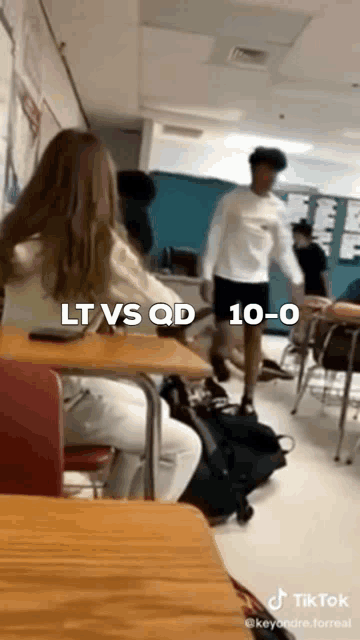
[95,127,142,171]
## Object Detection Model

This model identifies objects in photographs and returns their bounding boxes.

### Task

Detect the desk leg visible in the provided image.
[335,327,360,462]
[132,374,162,501]
[296,317,313,395]
[58,369,162,501]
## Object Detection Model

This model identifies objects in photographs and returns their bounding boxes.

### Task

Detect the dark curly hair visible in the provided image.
[292,218,313,238]
[249,147,287,172]
[117,171,156,256]
[117,170,156,205]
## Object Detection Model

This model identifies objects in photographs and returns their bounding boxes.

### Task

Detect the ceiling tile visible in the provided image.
[141,27,214,63]
[140,0,310,45]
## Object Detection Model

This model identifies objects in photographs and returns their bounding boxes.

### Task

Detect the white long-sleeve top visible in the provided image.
[2,229,182,399]
[2,228,182,332]
[202,188,304,286]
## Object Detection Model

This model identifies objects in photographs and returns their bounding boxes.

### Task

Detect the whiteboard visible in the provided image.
[0,20,12,217]
[37,99,61,161]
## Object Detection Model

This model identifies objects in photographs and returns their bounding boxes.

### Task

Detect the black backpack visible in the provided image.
[160,376,295,525]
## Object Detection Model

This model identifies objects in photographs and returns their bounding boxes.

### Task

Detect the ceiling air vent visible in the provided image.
[162,125,203,139]
[228,46,269,68]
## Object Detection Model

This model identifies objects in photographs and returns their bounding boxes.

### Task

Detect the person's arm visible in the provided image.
[317,245,330,298]
[124,200,153,256]
[107,230,182,311]
[320,271,330,297]
[201,195,228,282]
[272,215,304,288]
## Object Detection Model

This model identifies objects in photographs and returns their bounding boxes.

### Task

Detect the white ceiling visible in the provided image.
[43,0,360,166]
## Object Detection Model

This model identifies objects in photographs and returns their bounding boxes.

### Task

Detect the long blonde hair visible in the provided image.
[0,129,127,301]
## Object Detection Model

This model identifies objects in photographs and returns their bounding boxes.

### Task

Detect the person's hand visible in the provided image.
[200,280,214,304]
[291,283,305,309]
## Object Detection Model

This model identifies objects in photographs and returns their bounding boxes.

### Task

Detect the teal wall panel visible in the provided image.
[149,171,237,254]
[149,171,360,334]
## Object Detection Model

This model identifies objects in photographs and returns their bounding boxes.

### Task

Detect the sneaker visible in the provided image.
[257,368,280,382]
[210,354,230,382]
[261,359,294,380]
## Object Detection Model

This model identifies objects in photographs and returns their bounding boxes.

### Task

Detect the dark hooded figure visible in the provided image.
[117,170,156,257]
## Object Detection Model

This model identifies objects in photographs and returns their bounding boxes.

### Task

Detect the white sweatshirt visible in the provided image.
[2,228,182,333]
[2,230,183,399]
[202,187,304,286]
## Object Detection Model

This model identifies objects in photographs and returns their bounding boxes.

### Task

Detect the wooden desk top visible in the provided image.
[325,301,360,324]
[0,496,251,639]
[0,328,212,379]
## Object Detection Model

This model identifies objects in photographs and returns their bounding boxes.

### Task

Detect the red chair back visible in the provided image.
[0,360,63,496]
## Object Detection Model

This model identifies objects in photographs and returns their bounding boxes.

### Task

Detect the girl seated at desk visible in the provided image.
[0,129,202,502]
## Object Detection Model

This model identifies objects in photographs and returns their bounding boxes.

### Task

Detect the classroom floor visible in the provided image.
[215,334,359,640]
[65,333,359,640]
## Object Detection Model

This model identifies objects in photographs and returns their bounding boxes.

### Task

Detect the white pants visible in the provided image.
[64,376,202,502]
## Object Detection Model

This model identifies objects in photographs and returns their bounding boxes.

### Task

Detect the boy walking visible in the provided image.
[201,147,304,417]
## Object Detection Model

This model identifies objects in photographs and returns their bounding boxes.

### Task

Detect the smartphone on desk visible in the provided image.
[28,328,85,343]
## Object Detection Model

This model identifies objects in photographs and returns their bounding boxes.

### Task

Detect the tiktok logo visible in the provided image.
[267,587,288,611]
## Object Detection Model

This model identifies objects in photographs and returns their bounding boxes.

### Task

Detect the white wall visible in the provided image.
[13,0,86,131]
[149,137,360,197]
[95,127,142,171]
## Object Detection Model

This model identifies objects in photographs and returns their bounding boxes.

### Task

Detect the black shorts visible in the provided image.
[214,276,269,322]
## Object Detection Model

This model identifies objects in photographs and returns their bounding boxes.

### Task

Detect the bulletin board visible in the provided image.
[0,0,16,39]
[37,98,61,162]
[13,72,41,185]
[0,13,13,217]
[21,0,44,100]
[2,0,44,217]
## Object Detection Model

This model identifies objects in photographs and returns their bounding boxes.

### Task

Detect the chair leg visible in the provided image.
[335,374,353,463]
[92,478,99,499]
[102,448,121,498]
[279,343,291,369]
[291,364,318,415]
[334,327,360,462]
[82,471,98,499]
[346,435,360,465]
[321,370,333,411]
[353,402,360,421]
[132,374,162,501]
[65,371,162,501]
[295,318,314,396]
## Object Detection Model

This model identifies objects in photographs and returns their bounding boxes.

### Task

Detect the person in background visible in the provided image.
[117,170,155,263]
[0,129,202,503]
[201,147,304,417]
[230,331,294,381]
[292,219,328,297]
[114,170,156,330]
[290,219,329,350]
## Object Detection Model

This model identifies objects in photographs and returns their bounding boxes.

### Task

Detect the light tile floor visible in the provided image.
[64,333,359,639]
[214,334,360,640]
